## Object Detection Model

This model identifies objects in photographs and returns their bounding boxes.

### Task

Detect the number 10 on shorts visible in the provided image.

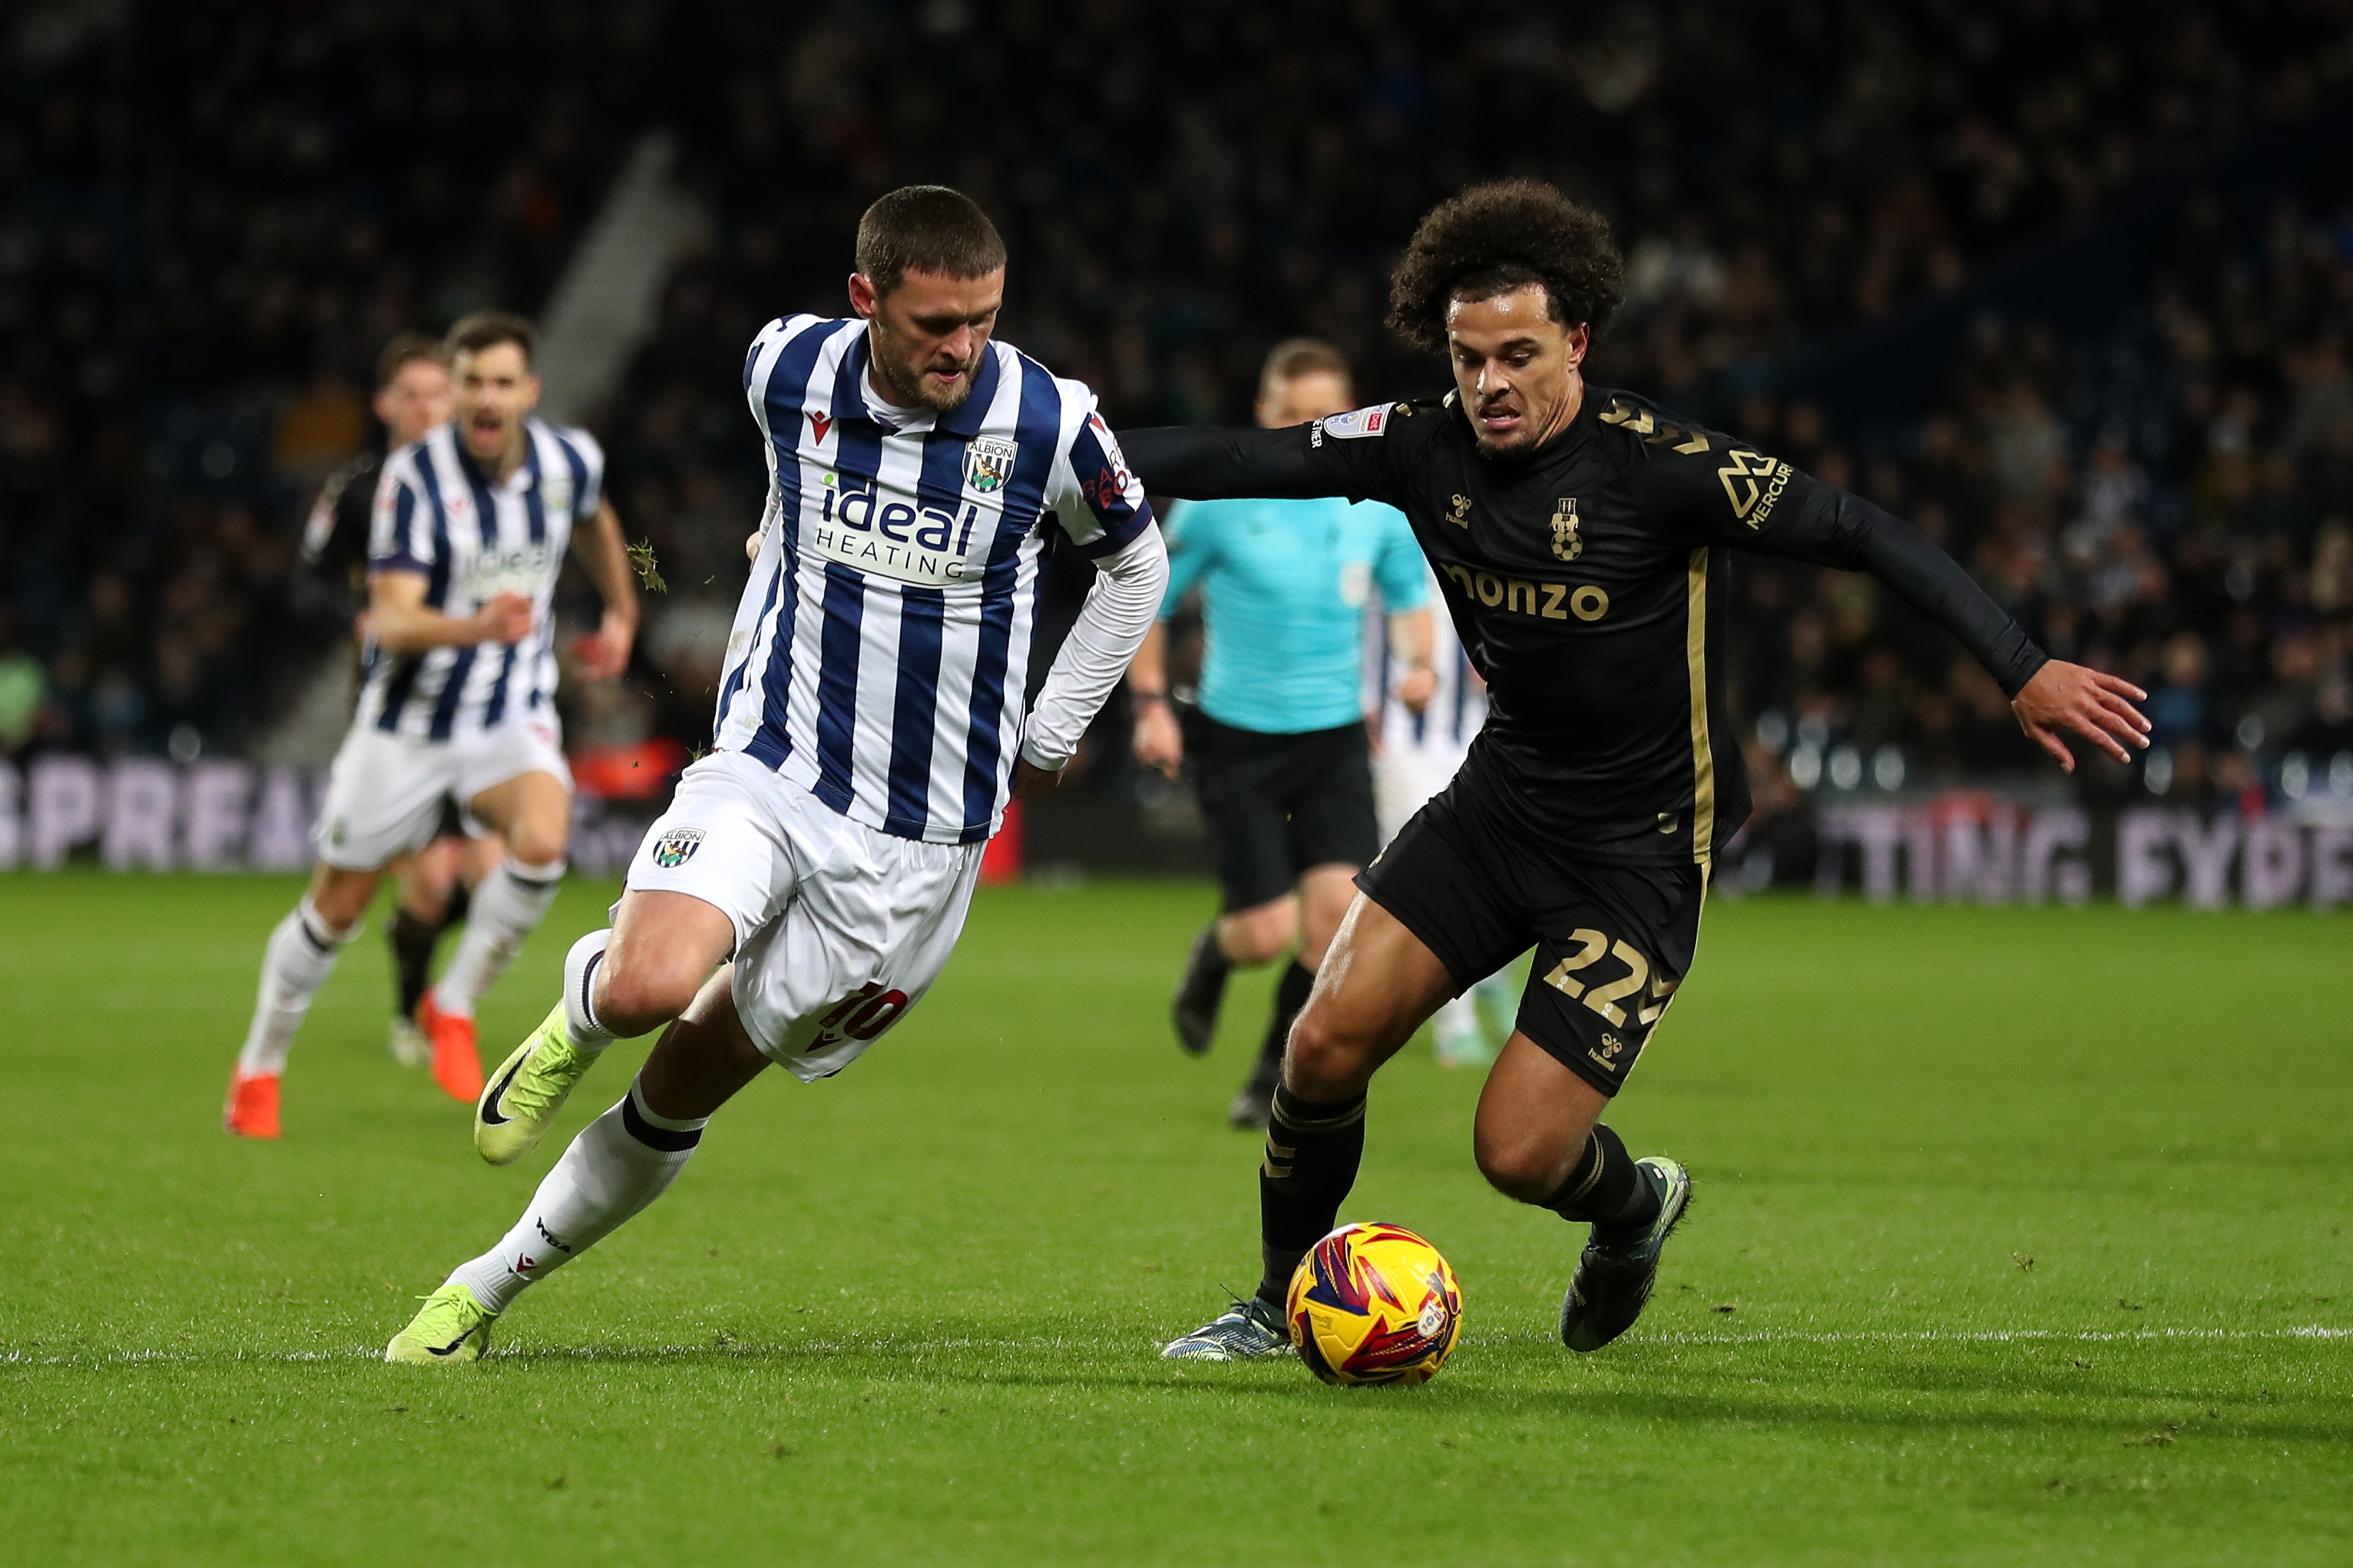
[811,983,909,1049]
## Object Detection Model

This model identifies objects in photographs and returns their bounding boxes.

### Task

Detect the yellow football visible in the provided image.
[1285,1221,1463,1386]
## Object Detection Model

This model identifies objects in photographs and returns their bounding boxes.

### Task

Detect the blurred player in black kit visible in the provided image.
[298,334,505,1069]
[1139,181,2152,1362]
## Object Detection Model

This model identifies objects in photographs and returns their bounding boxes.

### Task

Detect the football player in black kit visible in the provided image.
[1140,181,2151,1362]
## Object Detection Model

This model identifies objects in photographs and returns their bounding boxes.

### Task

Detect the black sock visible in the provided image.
[388,907,445,1019]
[1540,1123,1661,1241]
[444,881,472,927]
[1254,1084,1366,1306]
[1246,959,1314,1091]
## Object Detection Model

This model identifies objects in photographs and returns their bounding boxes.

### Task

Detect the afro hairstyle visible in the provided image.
[1385,180,1626,353]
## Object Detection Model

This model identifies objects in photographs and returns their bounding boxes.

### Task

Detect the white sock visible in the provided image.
[236,901,353,1076]
[431,856,565,1020]
[561,929,617,1054]
[448,1075,707,1312]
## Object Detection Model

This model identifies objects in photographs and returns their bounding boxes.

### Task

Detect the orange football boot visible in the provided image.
[416,994,484,1103]
[223,1069,282,1139]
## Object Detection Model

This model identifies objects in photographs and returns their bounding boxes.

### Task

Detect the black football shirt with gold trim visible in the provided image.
[1122,387,2046,869]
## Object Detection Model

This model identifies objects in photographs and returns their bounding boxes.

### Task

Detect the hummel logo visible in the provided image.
[808,411,834,444]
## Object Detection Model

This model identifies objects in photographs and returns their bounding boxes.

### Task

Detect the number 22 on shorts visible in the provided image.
[1542,929,1679,1027]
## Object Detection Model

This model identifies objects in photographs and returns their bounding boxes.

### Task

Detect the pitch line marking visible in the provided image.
[5,1326,2349,1368]
[1646,1326,2353,1347]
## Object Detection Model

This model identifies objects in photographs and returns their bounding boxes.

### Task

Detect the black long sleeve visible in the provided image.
[1813,490,2047,697]
[1120,424,1361,502]
[1717,477,2048,698]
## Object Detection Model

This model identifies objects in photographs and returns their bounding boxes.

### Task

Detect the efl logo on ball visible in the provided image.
[1286,1220,1462,1386]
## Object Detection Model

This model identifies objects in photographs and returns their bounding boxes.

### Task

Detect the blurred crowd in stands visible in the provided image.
[6,0,2353,824]
[0,1,662,759]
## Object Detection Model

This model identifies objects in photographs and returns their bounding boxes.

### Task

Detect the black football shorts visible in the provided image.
[1190,713,1380,913]
[1355,757,1706,1097]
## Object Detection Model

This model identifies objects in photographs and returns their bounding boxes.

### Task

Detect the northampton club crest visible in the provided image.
[963,435,1017,494]
[1550,497,1582,561]
[650,827,705,869]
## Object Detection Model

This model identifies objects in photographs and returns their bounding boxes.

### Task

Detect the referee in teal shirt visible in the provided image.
[1129,340,1434,1129]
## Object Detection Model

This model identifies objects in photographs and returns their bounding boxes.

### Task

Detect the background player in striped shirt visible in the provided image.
[296,333,510,1072]
[386,186,1168,1364]
[1365,561,1514,1069]
[224,312,640,1138]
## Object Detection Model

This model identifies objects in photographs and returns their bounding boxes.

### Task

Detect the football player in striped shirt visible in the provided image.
[297,333,510,1073]
[224,312,641,1138]
[387,186,1168,1363]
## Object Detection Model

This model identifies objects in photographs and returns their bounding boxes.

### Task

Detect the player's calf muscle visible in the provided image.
[637,972,768,1121]
[1471,1041,1610,1200]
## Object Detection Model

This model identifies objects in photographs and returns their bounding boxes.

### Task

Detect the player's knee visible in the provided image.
[1281,1001,1368,1094]
[1220,906,1292,967]
[594,952,700,1036]
[503,820,568,868]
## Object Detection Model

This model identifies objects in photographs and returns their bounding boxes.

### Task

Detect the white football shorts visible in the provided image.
[315,717,571,870]
[624,750,985,1083]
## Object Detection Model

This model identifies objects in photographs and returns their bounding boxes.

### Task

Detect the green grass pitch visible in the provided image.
[1,871,2347,1565]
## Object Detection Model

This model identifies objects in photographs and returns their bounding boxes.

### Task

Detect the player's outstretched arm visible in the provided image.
[366,570,532,654]
[2010,661,2150,773]
[568,499,641,680]
[1122,424,1354,502]
[1651,436,2152,775]
[1815,502,2150,770]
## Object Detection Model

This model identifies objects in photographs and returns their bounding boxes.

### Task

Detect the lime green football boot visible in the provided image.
[385,1283,498,1365]
[475,1003,596,1167]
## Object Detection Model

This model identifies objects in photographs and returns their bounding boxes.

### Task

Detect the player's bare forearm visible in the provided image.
[366,571,528,654]
[570,500,640,679]
[1127,623,1183,776]
[1388,608,1436,714]
[2012,661,2149,773]
[575,501,641,626]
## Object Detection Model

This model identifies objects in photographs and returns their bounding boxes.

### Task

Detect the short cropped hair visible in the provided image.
[1259,338,1352,396]
[1385,180,1626,352]
[375,333,448,390]
[445,310,537,368]
[855,186,1008,297]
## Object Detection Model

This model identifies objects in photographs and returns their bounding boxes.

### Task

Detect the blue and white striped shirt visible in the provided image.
[717,316,1155,844]
[1370,562,1488,763]
[360,419,603,742]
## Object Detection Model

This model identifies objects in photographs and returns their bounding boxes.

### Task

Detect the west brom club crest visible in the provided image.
[1550,497,1582,562]
[963,435,1018,494]
[650,827,705,869]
